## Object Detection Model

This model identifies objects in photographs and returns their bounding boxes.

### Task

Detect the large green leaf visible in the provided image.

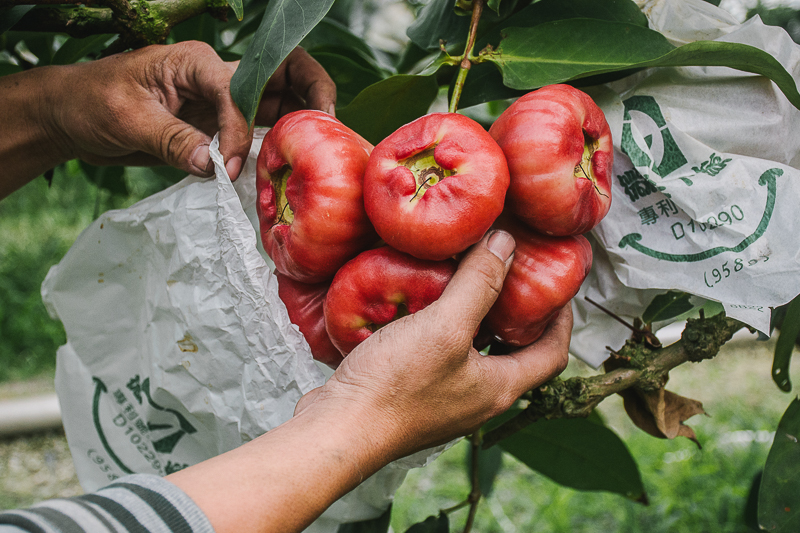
[230,0,335,127]
[642,290,695,324]
[52,35,113,65]
[311,52,383,108]
[337,505,392,533]
[0,5,34,35]
[498,415,646,500]
[337,75,438,146]
[486,19,800,110]
[406,0,471,51]
[22,34,55,66]
[302,18,377,62]
[477,0,647,50]
[0,62,21,77]
[80,162,128,198]
[465,442,503,497]
[759,399,800,530]
[170,13,218,46]
[773,294,800,392]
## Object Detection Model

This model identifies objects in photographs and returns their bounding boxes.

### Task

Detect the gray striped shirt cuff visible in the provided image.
[0,474,215,533]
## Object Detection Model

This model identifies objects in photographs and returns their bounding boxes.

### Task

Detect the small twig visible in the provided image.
[409,175,434,202]
[462,431,483,533]
[585,296,661,348]
[441,500,470,515]
[448,0,483,113]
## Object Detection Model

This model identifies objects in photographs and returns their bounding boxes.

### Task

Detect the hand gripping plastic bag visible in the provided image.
[41,132,428,531]
[571,0,800,367]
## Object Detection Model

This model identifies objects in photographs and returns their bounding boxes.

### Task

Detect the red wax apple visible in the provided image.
[324,246,457,356]
[484,216,592,346]
[489,84,613,236]
[276,273,343,369]
[257,110,377,283]
[363,113,509,261]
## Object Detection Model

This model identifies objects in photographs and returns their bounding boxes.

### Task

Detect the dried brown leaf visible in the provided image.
[620,388,706,448]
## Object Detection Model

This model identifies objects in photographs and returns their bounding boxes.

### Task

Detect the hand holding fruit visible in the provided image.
[295,232,572,458]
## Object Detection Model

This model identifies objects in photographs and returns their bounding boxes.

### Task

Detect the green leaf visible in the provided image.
[404,513,449,533]
[642,291,695,324]
[466,442,504,497]
[170,13,218,46]
[302,18,377,62]
[477,0,648,49]
[0,6,34,35]
[0,62,21,77]
[228,0,243,21]
[457,62,524,108]
[487,0,503,15]
[487,19,800,110]
[337,75,438,146]
[52,35,113,65]
[230,0,335,127]
[498,416,646,500]
[311,52,383,108]
[80,162,128,197]
[22,34,55,66]
[407,0,470,51]
[758,398,800,530]
[337,504,392,533]
[773,294,800,392]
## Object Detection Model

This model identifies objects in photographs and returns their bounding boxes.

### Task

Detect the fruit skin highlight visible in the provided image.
[324,246,457,356]
[256,110,377,284]
[364,112,509,261]
[489,84,613,237]
[276,273,343,369]
[484,215,593,347]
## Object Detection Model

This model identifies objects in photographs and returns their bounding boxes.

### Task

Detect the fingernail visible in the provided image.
[226,156,243,181]
[326,103,336,117]
[487,230,515,262]
[191,144,211,176]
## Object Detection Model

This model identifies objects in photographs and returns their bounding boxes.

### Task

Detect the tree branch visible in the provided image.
[482,313,745,449]
[9,0,228,46]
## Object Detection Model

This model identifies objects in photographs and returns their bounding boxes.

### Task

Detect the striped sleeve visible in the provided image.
[0,474,214,533]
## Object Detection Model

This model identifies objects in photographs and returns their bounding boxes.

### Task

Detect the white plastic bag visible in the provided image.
[41,132,422,530]
[571,0,800,367]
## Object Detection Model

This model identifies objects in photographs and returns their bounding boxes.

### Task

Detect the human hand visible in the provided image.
[295,230,572,462]
[44,42,335,180]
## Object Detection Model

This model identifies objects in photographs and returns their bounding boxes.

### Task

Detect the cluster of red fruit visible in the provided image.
[256,84,613,368]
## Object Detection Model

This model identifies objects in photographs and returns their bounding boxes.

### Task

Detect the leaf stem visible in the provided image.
[462,430,483,533]
[448,0,483,113]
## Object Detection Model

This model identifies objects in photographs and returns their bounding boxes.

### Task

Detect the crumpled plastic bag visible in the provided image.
[41,131,440,531]
[571,0,800,367]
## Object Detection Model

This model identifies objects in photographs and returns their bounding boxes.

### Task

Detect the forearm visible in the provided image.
[166,399,397,533]
[0,67,71,199]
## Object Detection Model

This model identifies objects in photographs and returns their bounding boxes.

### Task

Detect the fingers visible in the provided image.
[490,306,573,397]
[432,230,515,338]
[129,105,217,177]
[282,47,337,116]
[174,43,251,180]
[255,47,337,126]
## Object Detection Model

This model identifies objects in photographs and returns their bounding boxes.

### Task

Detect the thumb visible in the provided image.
[434,230,516,336]
[132,107,216,177]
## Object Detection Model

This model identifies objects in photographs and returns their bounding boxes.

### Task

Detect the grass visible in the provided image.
[391,337,797,533]
[0,163,181,382]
